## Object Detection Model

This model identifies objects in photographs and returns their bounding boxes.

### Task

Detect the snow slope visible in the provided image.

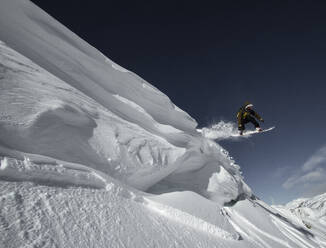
[273,193,326,245]
[0,0,325,247]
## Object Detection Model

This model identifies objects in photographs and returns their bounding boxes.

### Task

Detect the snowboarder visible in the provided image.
[237,102,264,135]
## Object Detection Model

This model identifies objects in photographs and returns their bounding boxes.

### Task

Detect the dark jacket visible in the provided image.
[237,105,262,128]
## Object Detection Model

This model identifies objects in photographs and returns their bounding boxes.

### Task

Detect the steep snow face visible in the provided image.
[0,37,249,202]
[0,40,186,191]
[0,0,251,204]
[0,0,197,142]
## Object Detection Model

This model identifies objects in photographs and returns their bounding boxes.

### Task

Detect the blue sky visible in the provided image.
[32,0,326,204]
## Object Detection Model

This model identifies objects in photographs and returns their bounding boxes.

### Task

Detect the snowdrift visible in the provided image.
[0,0,325,247]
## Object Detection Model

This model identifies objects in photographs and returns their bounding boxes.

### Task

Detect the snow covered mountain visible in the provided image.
[273,193,326,241]
[0,0,325,247]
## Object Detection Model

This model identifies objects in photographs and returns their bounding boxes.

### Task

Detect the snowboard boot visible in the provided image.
[256,127,262,132]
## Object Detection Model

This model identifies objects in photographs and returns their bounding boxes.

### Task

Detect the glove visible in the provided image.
[260,118,264,122]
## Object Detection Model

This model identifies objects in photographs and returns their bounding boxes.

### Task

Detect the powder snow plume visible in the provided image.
[199,121,241,140]
[199,121,274,140]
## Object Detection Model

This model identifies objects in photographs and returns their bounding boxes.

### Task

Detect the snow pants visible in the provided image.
[240,116,260,130]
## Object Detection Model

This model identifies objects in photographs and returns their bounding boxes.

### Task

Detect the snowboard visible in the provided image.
[234,126,275,137]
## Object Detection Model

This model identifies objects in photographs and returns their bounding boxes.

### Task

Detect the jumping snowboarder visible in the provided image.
[237,102,264,135]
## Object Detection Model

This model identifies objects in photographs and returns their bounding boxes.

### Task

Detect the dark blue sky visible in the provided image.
[32,0,326,204]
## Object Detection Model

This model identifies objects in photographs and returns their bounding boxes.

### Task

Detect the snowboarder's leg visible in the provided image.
[239,120,245,135]
[243,116,259,127]
[246,116,262,131]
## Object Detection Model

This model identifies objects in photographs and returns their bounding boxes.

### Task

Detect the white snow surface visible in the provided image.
[0,0,325,247]
[273,193,326,245]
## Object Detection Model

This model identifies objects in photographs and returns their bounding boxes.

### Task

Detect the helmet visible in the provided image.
[244,101,253,109]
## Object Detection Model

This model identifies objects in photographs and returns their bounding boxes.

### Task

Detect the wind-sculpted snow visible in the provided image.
[148,138,252,206]
[0,36,249,204]
[0,0,249,203]
[0,40,187,191]
[0,0,325,247]
[0,0,196,140]
[0,155,111,190]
